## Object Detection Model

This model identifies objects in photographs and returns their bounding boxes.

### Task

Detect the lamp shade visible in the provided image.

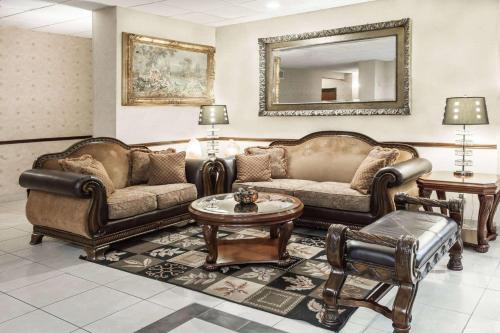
[443,97,489,125]
[199,105,229,125]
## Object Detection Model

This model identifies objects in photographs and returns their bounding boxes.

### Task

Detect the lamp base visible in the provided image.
[454,170,474,177]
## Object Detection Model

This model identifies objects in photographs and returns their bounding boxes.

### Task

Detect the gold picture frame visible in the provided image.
[122,32,215,106]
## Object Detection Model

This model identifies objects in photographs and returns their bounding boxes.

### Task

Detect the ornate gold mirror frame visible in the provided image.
[258,18,410,116]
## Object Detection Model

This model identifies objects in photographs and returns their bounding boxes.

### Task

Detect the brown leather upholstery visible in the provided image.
[347,210,458,267]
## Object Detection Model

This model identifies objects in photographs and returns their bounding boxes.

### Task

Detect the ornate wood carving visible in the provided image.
[202,224,219,270]
[322,195,465,331]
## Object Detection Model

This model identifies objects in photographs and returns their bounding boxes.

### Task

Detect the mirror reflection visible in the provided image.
[273,36,397,104]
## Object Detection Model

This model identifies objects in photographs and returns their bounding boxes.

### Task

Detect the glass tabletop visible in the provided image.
[190,193,300,216]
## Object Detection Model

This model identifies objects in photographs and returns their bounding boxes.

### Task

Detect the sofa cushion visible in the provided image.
[232,179,317,196]
[130,148,176,185]
[245,146,287,178]
[130,183,197,209]
[148,151,187,185]
[350,158,387,195]
[235,154,272,182]
[294,182,371,212]
[59,154,115,197]
[107,188,157,220]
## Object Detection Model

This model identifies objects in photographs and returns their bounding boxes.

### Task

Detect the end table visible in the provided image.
[417,171,500,253]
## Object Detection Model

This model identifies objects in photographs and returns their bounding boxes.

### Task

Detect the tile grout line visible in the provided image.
[460,288,487,333]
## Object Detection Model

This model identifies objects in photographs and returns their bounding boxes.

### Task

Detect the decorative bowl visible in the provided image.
[234,203,258,213]
[233,187,258,205]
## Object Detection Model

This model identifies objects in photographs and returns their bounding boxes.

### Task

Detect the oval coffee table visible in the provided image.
[189,192,304,270]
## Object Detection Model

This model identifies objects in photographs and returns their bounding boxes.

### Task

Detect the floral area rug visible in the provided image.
[90,221,382,331]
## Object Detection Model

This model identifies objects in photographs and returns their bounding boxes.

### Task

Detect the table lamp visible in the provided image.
[199,105,229,159]
[442,97,489,177]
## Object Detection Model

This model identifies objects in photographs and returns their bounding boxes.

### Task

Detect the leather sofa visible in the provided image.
[19,137,207,259]
[217,131,432,229]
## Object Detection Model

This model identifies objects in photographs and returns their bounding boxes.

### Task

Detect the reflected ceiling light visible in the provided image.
[266,1,281,9]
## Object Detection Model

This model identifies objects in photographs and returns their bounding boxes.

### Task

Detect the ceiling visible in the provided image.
[279,36,396,69]
[0,0,375,38]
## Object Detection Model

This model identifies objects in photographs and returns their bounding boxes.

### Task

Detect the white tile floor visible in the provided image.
[0,199,499,333]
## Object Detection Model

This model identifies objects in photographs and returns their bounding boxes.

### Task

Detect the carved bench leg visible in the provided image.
[392,282,418,333]
[30,233,44,245]
[321,271,346,326]
[84,245,110,261]
[447,237,463,271]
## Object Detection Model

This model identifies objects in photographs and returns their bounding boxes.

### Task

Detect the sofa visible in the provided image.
[19,137,207,259]
[218,131,432,229]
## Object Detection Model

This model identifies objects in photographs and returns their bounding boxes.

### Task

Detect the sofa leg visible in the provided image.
[447,237,463,271]
[321,272,346,326]
[392,282,418,333]
[84,245,110,261]
[30,233,44,245]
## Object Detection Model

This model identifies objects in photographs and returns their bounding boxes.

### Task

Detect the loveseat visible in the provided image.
[218,131,432,229]
[19,137,206,259]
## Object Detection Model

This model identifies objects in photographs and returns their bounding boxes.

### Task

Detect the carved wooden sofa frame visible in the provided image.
[321,193,464,333]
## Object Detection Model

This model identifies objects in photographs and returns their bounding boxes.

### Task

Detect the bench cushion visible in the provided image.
[232,179,317,196]
[347,210,458,268]
[294,182,371,212]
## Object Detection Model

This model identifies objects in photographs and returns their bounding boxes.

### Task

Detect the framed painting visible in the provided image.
[122,32,215,106]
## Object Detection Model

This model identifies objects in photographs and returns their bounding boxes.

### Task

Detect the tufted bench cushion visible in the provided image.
[347,210,458,268]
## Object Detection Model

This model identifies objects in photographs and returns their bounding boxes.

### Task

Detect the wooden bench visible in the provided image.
[321,193,464,333]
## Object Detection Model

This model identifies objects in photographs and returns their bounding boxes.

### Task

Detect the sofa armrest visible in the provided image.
[185,159,206,197]
[216,156,236,193]
[19,169,105,198]
[374,158,432,188]
[370,158,432,217]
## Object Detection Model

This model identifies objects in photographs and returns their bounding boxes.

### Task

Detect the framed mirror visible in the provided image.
[258,18,410,116]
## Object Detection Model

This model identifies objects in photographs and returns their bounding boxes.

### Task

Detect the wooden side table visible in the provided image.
[417,171,500,253]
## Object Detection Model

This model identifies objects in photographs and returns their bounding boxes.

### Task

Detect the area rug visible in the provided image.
[89,221,385,331]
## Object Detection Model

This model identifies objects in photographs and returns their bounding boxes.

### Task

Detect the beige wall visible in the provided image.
[0,28,93,201]
[215,0,500,174]
[93,7,216,145]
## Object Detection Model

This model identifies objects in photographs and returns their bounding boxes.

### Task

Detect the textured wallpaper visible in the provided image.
[0,27,93,201]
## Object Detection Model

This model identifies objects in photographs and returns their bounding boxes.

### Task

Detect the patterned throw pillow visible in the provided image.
[235,154,272,183]
[148,151,187,185]
[368,146,400,165]
[350,146,400,194]
[130,148,176,185]
[59,154,115,196]
[245,146,287,179]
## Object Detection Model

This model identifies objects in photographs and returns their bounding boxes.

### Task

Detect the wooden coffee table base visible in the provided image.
[201,221,294,270]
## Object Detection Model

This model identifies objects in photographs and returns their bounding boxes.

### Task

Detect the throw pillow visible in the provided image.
[350,158,387,194]
[245,146,287,178]
[350,146,400,194]
[130,148,176,185]
[235,154,272,183]
[59,154,115,196]
[368,146,400,165]
[148,151,187,185]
